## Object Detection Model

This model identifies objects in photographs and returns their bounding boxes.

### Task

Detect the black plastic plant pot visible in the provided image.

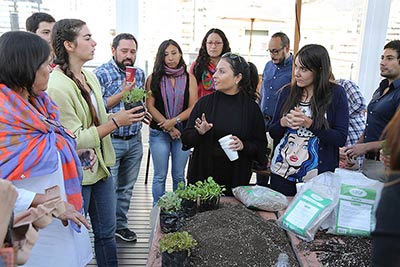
[181,199,197,218]
[162,250,188,267]
[159,210,184,233]
[198,196,220,212]
[124,101,145,114]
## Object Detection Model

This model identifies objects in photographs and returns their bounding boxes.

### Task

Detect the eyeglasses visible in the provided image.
[206,41,223,46]
[222,52,243,63]
[267,47,284,55]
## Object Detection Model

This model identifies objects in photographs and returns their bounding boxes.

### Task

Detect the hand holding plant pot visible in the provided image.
[122,87,149,113]
[176,182,199,218]
[160,231,197,267]
[111,106,146,128]
[157,192,184,233]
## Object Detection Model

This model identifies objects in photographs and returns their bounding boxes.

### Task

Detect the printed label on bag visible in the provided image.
[282,189,332,236]
[335,184,376,236]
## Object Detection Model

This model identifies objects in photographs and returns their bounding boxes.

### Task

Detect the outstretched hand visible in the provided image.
[194,113,213,135]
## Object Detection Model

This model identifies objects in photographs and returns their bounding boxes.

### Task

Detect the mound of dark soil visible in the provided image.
[297,230,372,267]
[182,203,299,267]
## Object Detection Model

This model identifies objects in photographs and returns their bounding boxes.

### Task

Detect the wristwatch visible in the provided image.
[176,117,181,124]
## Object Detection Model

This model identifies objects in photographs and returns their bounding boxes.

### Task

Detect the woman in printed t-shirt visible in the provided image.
[269,44,349,196]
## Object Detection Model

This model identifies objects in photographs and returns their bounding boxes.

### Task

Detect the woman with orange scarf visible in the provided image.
[0,31,92,266]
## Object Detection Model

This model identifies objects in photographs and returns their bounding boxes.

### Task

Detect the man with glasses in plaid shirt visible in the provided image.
[94,33,146,242]
[257,32,293,187]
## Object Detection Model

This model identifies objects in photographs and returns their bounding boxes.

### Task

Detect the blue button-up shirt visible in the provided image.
[260,54,293,122]
[363,78,400,143]
[94,59,146,136]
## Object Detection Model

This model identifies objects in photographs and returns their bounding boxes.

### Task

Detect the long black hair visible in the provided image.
[52,19,100,126]
[220,52,259,101]
[281,44,334,129]
[0,31,50,95]
[150,39,187,94]
[193,28,231,84]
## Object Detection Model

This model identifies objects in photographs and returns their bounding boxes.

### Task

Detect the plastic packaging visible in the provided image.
[232,185,288,211]
[275,253,290,267]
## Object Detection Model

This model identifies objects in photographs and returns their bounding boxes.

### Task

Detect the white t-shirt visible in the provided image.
[12,153,93,267]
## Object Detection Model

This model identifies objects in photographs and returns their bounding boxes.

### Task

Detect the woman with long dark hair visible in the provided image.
[269,44,349,196]
[0,31,92,266]
[47,19,146,267]
[190,28,231,98]
[145,39,197,205]
[182,52,267,195]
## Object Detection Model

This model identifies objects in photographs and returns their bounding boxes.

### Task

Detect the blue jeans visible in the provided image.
[149,128,190,205]
[110,133,143,230]
[82,176,117,267]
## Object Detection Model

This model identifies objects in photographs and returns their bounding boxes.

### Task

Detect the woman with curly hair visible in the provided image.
[190,28,231,98]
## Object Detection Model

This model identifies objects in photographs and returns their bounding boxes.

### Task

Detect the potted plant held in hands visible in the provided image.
[157,191,184,233]
[196,177,226,212]
[159,231,197,267]
[121,87,149,113]
[175,182,199,218]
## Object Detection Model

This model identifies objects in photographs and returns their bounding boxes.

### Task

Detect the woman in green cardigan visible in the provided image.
[47,19,147,267]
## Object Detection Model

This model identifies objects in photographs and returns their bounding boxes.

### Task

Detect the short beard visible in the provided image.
[114,58,133,71]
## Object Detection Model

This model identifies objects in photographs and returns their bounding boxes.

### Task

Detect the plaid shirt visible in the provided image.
[94,59,146,136]
[336,79,366,146]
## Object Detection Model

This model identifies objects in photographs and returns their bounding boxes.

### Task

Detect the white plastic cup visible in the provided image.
[218,134,238,161]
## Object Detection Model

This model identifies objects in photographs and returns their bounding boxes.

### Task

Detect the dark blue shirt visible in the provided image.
[363,79,400,143]
[260,54,293,120]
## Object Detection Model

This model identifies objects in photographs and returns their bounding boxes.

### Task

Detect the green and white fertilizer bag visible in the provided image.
[325,168,383,236]
[232,185,288,211]
[277,172,340,242]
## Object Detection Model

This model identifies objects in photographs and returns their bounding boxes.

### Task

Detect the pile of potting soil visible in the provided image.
[182,203,299,267]
[297,230,372,267]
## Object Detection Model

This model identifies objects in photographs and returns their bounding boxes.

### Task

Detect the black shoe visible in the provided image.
[115,228,137,242]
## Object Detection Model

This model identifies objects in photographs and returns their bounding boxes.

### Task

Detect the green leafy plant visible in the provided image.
[175,182,200,201]
[157,191,182,213]
[121,88,150,104]
[159,231,197,256]
[195,177,226,201]
[381,140,390,155]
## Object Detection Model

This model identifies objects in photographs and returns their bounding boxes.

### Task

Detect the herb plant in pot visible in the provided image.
[175,182,199,218]
[159,231,197,267]
[157,191,184,233]
[121,87,148,113]
[196,177,226,212]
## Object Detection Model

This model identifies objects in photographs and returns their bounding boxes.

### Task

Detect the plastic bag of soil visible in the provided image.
[160,210,184,233]
[232,185,288,211]
[277,172,340,242]
[324,168,383,236]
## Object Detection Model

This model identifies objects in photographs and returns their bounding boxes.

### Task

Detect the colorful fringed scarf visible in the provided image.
[160,65,187,119]
[0,84,83,211]
[201,62,216,91]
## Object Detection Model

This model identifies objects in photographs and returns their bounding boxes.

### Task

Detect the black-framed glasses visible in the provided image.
[222,52,243,63]
[267,47,284,55]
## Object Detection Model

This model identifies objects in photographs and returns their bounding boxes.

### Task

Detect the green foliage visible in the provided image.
[195,177,226,200]
[159,231,197,255]
[157,191,182,212]
[175,182,200,201]
[121,88,150,103]
[381,140,390,155]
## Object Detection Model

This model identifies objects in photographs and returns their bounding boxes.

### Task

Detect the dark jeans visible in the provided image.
[82,177,118,267]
